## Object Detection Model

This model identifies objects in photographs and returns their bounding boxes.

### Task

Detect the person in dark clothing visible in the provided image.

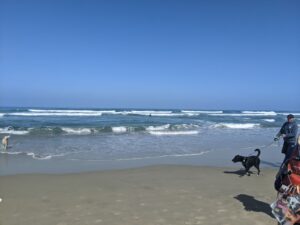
[274,114,298,163]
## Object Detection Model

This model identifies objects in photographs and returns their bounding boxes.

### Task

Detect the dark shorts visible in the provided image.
[282,142,295,155]
[282,142,296,164]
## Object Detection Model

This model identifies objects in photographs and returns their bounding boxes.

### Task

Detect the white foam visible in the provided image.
[114,151,210,160]
[148,130,199,136]
[146,124,170,131]
[0,128,29,135]
[111,110,186,117]
[0,113,4,117]
[112,126,127,133]
[9,112,103,116]
[242,111,277,115]
[172,124,200,130]
[61,127,92,134]
[263,119,275,122]
[0,151,23,155]
[210,113,276,116]
[278,113,300,116]
[68,151,210,162]
[29,109,102,113]
[26,152,52,160]
[151,113,185,117]
[0,151,52,160]
[182,110,223,114]
[213,123,260,129]
[30,109,117,115]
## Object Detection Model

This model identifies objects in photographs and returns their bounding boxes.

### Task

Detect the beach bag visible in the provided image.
[271,195,300,225]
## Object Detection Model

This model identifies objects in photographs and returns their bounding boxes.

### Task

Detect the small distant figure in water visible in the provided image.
[2,135,10,150]
[149,114,152,117]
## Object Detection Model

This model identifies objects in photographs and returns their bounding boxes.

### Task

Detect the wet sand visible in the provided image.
[0,165,278,225]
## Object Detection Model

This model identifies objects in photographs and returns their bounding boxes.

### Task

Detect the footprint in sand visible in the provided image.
[217,209,227,213]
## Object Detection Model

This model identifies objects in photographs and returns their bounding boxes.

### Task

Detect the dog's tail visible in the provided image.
[255,149,261,157]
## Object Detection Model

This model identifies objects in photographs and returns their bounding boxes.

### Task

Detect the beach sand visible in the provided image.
[0,165,278,225]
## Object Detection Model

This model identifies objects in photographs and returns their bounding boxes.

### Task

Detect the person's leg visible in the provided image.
[282,142,289,154]
[285,143,296,161]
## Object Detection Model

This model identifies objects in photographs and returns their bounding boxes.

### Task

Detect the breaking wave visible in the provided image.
[263,119,275,122]
[212,123,260,129]
[242,111,277,116]
[0,127,29,135]
[146,124,171,131]
[3,109,225,117]
[181,110,223,114]
[61,127,92,135]
[278,112,300,116]
[148,130,199,136]
[111,126,128,133]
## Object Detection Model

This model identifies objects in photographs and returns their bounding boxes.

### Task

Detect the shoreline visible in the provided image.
[0,165,278,225]
[0,149,283,176]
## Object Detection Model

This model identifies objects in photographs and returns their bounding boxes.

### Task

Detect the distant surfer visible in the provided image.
[2,135,10,150]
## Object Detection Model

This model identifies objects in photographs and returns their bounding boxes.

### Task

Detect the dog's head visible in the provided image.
[232,155,244,163]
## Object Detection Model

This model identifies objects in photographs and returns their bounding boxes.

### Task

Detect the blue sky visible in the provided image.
[1,0,300,110]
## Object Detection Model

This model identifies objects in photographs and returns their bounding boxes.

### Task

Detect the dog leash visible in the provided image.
[241,140,278,151]
[241,140,281,157]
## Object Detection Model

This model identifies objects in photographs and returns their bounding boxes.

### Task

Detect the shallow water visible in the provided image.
[0,108,298,174]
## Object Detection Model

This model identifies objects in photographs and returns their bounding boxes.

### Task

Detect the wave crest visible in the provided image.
[212,123,260,129]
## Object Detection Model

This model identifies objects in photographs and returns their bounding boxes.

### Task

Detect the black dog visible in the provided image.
[232,149,261,176]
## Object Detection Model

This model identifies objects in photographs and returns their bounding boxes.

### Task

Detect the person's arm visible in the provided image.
[274,123,286,140]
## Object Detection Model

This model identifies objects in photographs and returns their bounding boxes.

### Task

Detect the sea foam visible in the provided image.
[146,124,170,131]
[263,119,275,122]
[148,130,199,135]
[61,127,92,134]
[112,126,127,133]
[0,127,29,135]
[213,123,260,129]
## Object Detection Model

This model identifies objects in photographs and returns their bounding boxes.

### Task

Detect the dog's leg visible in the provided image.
[245,167,251,176]
[254,164,260,176]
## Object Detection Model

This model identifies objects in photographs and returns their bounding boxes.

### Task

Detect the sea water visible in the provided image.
[0,108,298,174]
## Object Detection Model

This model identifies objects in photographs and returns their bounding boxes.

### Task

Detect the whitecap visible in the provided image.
[210,113,276,117]
[182,110,223,114]
[212,123,260,129]
[278,112,300,116]
[112,126,127,133]
[9,112,103,116]
[146,124,170,131]
[148,130,199,135]
[263,119,275,122]
[0,127,29,135]
[61,127,92,134]
[242,111,277,116]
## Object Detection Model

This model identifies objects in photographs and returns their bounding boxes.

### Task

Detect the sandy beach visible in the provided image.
[0,165,278,225]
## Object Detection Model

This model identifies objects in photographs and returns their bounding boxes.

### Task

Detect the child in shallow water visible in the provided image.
[2,135,10,150]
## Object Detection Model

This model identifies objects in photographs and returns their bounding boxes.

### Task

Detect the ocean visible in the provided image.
[0,108,299,174]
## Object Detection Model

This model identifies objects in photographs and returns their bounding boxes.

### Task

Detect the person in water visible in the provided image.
[274,114,298,162]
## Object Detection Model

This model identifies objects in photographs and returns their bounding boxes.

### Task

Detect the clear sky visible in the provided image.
[1,0,299,110]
